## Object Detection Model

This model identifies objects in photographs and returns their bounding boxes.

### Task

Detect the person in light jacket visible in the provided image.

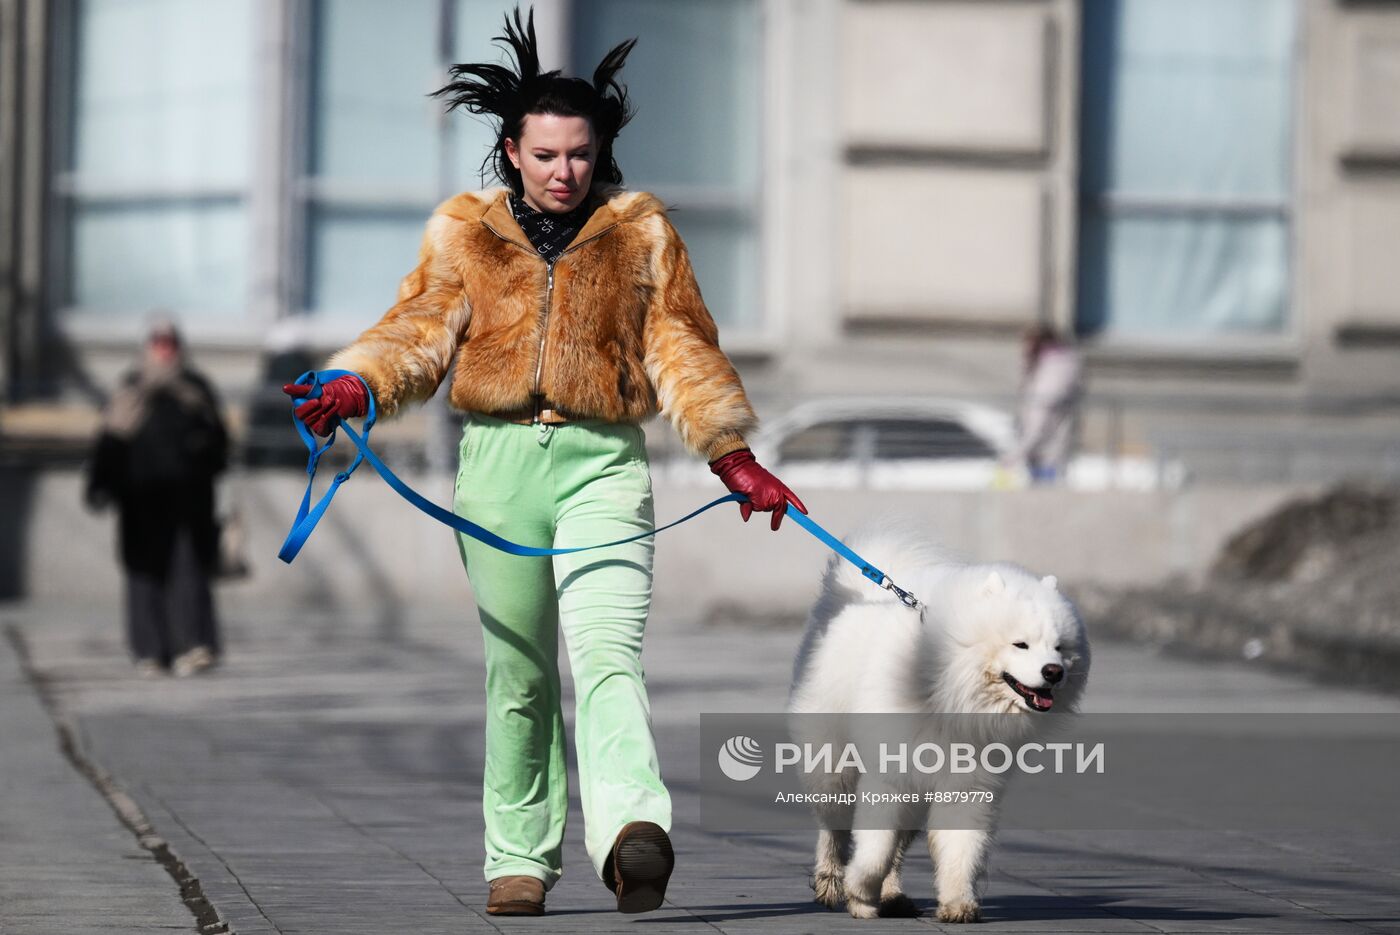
[1008,324,1084,484]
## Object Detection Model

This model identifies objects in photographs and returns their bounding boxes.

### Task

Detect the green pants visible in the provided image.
[453,413,671,889]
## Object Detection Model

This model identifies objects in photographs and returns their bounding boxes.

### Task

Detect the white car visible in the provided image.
[751,398,1013,491]
[654,398,1178,491]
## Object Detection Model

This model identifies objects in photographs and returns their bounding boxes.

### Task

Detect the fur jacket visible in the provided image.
[327,187,756,461]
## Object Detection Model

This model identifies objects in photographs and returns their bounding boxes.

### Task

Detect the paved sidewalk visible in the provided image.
[3,601,1400,934]
[0,627,194,934]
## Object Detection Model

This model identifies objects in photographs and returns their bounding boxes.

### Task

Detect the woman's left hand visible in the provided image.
[709,449,807,531]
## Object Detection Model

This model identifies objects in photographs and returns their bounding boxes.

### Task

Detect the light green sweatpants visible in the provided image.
[453,413,672,890]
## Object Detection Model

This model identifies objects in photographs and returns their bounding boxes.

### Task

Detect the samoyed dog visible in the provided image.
[787,524,1090,922]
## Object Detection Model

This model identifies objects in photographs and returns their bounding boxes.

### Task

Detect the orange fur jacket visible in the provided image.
[327,187,756,461]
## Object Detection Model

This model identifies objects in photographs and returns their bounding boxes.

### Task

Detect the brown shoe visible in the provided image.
[602,821,674,914]
[486,875,545,916]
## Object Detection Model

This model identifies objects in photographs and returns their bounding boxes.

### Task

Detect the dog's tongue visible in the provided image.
[1029,691,1054,711]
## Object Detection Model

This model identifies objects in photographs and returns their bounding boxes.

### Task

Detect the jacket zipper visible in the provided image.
[481,215,618,422]
[531,261,555,419]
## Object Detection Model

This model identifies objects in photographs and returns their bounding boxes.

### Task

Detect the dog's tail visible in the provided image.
[823,517,953,604]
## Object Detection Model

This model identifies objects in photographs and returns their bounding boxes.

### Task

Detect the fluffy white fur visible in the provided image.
[787,521,1090,922]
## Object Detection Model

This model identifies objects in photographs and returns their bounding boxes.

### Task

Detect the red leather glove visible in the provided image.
[282,376,369,437]
[709,449,807,531]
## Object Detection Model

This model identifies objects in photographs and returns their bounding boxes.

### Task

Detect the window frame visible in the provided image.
[48,0,264,345]
[46,0,776,353]
[289,0,464,341]
[1073,0,1305,357]
[297,0,774,348]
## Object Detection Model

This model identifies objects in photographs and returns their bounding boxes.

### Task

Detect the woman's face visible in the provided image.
[504,113,598,213]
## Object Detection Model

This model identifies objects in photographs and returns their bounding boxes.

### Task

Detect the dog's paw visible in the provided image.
[878,892,921,917]
[936,899,982,923]
[845,895,880,919]
[811,871,845,910]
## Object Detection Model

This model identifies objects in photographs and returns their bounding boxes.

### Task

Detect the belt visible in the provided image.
[486,399,576,425]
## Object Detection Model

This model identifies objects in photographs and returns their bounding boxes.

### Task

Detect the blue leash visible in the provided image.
[277,370,921,609]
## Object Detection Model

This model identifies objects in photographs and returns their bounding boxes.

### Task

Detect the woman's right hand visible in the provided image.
[282,376,369,436]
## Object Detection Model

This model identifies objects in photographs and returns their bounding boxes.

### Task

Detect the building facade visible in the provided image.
[3,0,1399,478]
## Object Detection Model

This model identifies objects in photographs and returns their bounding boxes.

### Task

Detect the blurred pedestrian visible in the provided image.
[282,7,802,917]
[85,318,228,678]
[1007,323,1084,484]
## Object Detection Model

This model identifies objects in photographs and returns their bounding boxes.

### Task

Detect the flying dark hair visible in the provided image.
[431,6,636,195]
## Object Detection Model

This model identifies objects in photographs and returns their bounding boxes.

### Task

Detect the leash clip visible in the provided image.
[857,562,921,609]
[880,575,922,610]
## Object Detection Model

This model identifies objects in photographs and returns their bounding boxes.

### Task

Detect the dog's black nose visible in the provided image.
[1042,664,1064,684]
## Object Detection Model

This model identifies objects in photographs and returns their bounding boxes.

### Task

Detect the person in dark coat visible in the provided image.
[85,319,228,677]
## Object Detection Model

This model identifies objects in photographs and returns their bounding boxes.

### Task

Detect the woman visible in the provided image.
[283,8,803,917]
[1007,324,1084,485]
[87,319,227,677]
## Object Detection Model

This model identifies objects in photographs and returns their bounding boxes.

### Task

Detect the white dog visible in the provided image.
[787,524,1090,922]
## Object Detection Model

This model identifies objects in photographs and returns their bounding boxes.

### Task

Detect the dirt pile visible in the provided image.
[1212,484,1396,583]
[1073,483,1400,692]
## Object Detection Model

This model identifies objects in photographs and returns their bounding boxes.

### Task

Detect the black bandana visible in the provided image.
[510,193,595,263]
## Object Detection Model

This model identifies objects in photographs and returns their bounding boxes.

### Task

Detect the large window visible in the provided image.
[305,0,762,331]
[301,0,500,321]
[57,0,763,337]
[573,0,762,331]
[60,0,254,323]
[1077,0,1297,339]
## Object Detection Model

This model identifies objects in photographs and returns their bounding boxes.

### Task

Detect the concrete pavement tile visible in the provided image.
[1,920,191,935]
